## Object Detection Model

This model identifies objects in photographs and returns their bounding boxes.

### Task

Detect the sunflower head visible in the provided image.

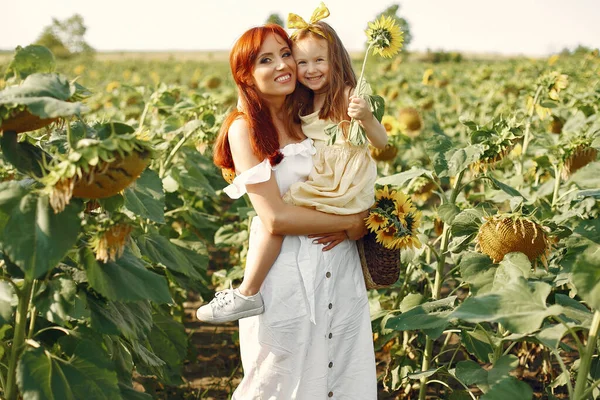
[476,215,550,268]
[562,143,598,178]
[91,223,133,263]
[366,15,404,58]
[398,107,422,134]
[366,211,389,232]
[370,144,398,162]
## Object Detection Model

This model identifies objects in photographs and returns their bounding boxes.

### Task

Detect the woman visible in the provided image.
[212,24,377,399]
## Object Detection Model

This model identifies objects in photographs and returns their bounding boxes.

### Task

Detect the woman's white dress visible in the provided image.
[224,138,377,400]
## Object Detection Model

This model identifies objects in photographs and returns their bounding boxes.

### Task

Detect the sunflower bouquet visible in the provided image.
[358,185,421,289]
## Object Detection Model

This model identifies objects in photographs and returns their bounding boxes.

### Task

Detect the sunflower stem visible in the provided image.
[574,310,600,400]
[551,164,562,210]
[348,43,374,146]
[159,128,195,178]
[419,169,464,400]
[518,85,543,175]
[5,278,34,400]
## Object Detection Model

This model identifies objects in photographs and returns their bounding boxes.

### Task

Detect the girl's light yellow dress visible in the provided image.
[283,109,377,214]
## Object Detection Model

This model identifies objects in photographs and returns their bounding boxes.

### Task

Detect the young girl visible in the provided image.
[197,9,387,324]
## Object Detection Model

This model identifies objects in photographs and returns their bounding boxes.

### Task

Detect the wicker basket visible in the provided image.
[357,232,401,290]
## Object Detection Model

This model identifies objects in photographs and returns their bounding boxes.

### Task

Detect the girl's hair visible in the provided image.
[289,21,357,125]
[214,24,302,170]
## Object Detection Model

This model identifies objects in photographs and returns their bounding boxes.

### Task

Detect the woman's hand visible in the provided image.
[345,210,369,241]
[308,231,348,251]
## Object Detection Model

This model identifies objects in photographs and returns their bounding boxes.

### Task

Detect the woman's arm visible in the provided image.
[228,119,367,238]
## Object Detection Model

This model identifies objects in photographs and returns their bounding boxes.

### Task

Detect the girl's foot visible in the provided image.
[196,287,264,324]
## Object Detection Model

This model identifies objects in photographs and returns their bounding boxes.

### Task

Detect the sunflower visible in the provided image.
[366,211,389,232]
[563,144,598,178]
[476,215,550,268]
[376,224,398,248]
[91,223,133,263]
[370,144,398,162]
[366,15,404,58]
[374,184,397,207]
[366,185,422,251]
[381,115,401,136]
[394,190,415,215]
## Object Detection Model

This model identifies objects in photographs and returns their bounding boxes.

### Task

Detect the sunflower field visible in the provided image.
[0,42,598,400]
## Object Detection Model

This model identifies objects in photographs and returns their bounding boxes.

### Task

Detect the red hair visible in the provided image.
[214,24,301,170]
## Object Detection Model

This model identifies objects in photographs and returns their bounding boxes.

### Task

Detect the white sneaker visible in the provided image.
[196,287,264,324]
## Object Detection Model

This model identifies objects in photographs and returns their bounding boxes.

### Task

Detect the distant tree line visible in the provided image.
[34,14,94,59]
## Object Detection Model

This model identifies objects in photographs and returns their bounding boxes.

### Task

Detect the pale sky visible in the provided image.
[2,0,599,56]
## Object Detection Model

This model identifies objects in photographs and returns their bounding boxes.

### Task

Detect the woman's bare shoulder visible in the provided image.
[227,117,260,169]
[228,117,252,150]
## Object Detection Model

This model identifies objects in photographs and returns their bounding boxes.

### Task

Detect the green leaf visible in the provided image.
[407,368,441,380]
[438,204,460,225]
[426,134,452,176]
[82,248,172,304]
[386,297,456,339]
[574,218,600,244]
[35,276,78,325]
[536,323,570,349]
[135,233,203,279]
[124,169,165,223]
[139,312,188,385]
[399,293,423,313]
[451,208,483,237]
[554,294,593,325]
[347,121,367,146]
[455,360,487,386]
[447,145,484,176]
[492,252,532,290]
[214,223,248,247]
[486,175,527,200]
[0,193,82,280]
[461,329,494,363]
[58,336,121,400]
[459,252,496,296]
[4,45,56,80]
[182,209,220,243]
[571,245,600,310]
[0,73,87,119]
[570,161,600,189]
[451,278,564,334]
[480,376,533,400]
[88,297,153,340]
[366,94,385,122]
[488,355,518,386]
[324,123,342,145]
[17,346,76,400]
[376,167,432,187]
[577,189,600,198]
[170,154,217,196]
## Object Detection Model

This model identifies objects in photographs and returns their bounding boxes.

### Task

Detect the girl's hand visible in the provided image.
[347,96,372,122]
[308,231,348,251]
[345,210,369,241]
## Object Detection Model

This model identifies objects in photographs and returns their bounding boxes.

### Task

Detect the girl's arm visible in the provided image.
[228,119,367,239]
[347,95,388,149]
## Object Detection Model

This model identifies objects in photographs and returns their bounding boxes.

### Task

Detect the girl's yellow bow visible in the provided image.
[287,2,330,38]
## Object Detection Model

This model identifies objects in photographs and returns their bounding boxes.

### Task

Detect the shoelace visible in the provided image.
[210,289,233,309]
